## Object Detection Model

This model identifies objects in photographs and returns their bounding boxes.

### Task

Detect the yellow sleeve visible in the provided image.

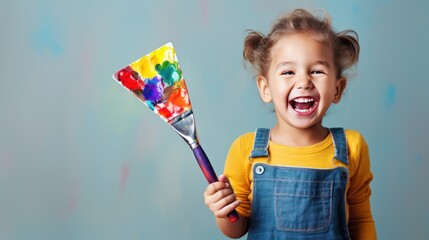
[223,134,253,218]
[346,130,377,239]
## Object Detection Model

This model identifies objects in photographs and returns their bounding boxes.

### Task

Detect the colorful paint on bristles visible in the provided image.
[113,42,191,123]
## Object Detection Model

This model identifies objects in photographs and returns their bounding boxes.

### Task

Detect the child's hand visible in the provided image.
[204,175,241,219]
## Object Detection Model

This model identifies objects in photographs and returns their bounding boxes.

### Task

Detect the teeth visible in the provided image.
[295,108,311,113]
[294,98,314,103]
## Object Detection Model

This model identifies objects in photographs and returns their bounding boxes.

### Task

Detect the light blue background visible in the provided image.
[1,0,428,239]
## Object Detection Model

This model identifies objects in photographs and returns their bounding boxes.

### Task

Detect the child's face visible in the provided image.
[257,31,345,130]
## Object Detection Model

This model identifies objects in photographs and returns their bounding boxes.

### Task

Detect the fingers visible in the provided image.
[205,191,240,218]
[204,181,233,203]
[204,181,225,196]
[218,174,230,184]
[204,176,240,218]
[203,176,233,203]
[212,197,241,219]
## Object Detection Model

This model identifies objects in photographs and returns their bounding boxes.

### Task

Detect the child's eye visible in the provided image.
[281,71,294,76]
[311,70,325,75]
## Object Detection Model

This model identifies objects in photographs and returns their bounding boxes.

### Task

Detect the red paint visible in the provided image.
[117,66,145,91]
[200,0,210,24]
[120,163,130,192]
[156,102,175,120]
[68,192,77,210]
[58,184,80,218]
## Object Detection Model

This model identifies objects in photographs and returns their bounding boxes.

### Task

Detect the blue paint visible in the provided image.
[143,76,164,103]
[146,101,155,110]
[32,14,63,56]
[415,154,422,163]
[385,84,397,109]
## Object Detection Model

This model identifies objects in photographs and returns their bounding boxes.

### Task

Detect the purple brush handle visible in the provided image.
[192,145,239,223]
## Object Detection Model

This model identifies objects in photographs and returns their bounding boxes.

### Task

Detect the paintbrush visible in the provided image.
[113,42,239,223]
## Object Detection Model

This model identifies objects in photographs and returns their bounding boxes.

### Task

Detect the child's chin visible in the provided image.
[289,114,323,129]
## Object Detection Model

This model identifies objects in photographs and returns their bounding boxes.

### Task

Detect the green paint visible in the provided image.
[155,60,182,87]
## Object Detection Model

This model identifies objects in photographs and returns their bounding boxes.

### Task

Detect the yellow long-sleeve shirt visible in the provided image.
[224,129,376,239]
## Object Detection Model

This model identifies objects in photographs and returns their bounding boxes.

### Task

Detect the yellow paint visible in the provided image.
[130,44,176,79]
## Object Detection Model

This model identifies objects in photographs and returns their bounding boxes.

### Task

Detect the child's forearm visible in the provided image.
[216,215,248,239]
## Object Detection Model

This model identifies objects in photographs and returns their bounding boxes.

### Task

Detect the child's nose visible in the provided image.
[295,75,313,90]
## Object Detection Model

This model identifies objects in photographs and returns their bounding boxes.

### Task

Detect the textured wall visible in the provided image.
[1,0,428,239]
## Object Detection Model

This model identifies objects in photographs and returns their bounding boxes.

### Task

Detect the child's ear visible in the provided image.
[257,75,272,103]
[333,77,347,103]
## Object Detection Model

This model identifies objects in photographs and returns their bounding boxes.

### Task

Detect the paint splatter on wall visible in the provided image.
[32,11,63,56]
[385,84,397,109]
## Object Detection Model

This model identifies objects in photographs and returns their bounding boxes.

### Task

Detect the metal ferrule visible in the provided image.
[170,110,200,149]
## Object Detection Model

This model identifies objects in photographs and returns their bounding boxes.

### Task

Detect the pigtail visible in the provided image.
[335,30,360,77]
[243,31,268,75]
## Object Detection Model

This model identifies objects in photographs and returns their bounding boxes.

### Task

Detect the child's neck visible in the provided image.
[270,124,329,147]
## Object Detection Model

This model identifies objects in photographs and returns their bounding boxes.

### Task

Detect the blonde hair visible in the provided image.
[243,9,360,79]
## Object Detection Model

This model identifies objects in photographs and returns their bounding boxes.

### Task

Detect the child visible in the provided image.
[203,9,376,239]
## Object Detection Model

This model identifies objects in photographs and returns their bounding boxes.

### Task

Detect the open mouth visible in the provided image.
[290,97,317,113]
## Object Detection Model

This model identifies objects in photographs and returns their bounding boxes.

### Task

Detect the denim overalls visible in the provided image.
[247,128,350,240]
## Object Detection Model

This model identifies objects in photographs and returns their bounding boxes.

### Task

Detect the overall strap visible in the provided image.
[250,128,270,158]
[329,128,349,165]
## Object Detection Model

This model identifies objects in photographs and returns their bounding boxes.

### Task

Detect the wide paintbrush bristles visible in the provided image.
[113,42,192,123]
